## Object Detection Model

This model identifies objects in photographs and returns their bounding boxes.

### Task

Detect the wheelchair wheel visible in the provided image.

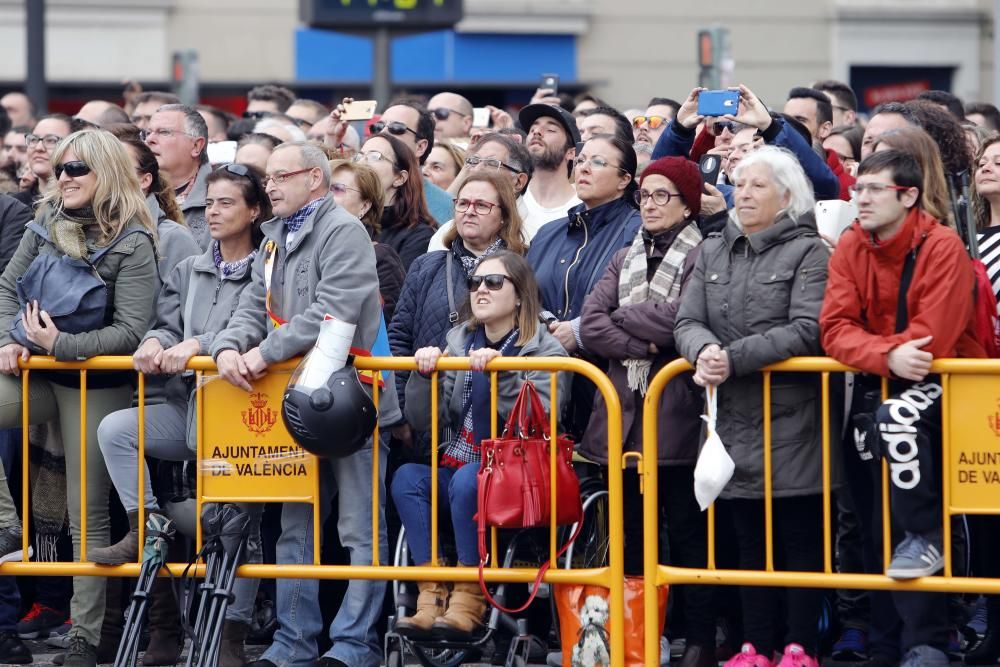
[412,644,476,667]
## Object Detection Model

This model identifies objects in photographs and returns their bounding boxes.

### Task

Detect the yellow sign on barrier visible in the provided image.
[948,374,1000,513]
[198,372,318,501]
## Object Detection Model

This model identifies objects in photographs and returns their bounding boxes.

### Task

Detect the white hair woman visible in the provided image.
[675,145,832,667]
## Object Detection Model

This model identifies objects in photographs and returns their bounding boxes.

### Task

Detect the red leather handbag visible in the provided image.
[476,381,583,613]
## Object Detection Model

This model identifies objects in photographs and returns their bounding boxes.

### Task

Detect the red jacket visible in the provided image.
[820,207,985,376]
[825,148,855,201]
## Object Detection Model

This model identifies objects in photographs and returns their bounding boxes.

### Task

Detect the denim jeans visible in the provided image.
[0,429,18,633]
[261,438,388,667]
[390,462,479,566]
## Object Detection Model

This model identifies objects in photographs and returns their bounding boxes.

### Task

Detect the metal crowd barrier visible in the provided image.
[1,354,630,667]
[641,357,1000,666]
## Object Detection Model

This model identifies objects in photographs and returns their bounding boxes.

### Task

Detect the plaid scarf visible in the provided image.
[212,241,257,277]
[617,221,702,394]
[282,197,324,233]
[441,326,521,468]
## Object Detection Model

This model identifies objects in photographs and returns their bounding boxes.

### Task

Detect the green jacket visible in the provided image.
[0,205,158,360]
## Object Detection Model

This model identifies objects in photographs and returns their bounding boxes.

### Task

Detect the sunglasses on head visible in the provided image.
[632,115,667,130]
[467,274,510,292]
[370,120,417,137]
[55,160,91,179]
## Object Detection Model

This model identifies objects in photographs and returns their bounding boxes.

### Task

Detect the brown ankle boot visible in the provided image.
[216,620,249,667]
[395,579,448,639]
[432,581,486,640]
[141,578,182,666]
[90,509,165,566]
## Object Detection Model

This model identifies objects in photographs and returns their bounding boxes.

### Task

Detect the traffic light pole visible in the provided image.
[373,27,391,107]
[26,0,47,115]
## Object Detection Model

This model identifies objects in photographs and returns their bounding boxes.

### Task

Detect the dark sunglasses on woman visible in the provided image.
[54,161,91,179]
[467,274,510,292]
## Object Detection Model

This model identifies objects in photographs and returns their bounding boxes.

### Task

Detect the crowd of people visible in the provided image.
[0,77,994,667]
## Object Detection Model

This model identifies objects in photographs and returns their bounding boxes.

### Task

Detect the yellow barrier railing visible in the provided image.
[5,354,629,667]
[641,357,1000,666]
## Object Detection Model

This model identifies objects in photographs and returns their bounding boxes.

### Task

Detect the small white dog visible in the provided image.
[571,595,611,667]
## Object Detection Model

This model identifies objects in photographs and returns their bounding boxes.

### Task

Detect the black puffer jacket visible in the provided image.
[376,206,436,272]
[388,241,469,413]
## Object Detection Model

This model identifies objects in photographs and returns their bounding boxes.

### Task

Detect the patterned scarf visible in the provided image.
[453,236,507,276]
[212,241,257,277]
[441,326,520,468]
[617,221,702,394]
[282,197,324,233]
[50,206,96,259]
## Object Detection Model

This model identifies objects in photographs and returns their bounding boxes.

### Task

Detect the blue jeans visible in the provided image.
[261,438,388,667]
[0,429,19,631]
[390,462,479,566]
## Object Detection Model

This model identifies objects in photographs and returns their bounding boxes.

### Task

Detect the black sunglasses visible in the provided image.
[431,107,467,121]
[467,274,510,292]
[242,110,272,120]
[54,160,91,179]
[371,120,418,137]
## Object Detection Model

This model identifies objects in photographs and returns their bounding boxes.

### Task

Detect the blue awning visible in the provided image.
[294,28,577,85]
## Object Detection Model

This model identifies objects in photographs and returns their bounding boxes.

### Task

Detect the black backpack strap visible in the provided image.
[89,229,155,265]
[895,249,918,333]
[445,251,459,324]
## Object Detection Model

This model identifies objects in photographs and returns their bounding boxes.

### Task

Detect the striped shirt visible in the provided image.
[978,227,1000,309]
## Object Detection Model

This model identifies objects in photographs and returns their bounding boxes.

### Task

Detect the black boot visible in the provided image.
[0,630,32,664]
[217,621,249,667]
[141,578,182,666]
[678,644,719,667]
[967,597,1000,665]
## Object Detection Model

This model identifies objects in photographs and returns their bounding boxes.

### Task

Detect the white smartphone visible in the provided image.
[472,108,490,129]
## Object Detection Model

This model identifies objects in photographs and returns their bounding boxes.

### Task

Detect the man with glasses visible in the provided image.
[245,84,296,119]
[129,90,180,130]
[821,149,984,667]
[145,104,212,249]
[212,141,390,667]
[286,98,328,133]
[378,98,454,224]
[633,97,680,148]
[427,91,473,139]
[427,132,534,250]
[813,79,859,128]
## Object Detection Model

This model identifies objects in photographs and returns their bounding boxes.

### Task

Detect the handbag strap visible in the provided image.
[445,251,459,324]
[503,381,551,439]
[476,472,583,615]
[895,249,918,333]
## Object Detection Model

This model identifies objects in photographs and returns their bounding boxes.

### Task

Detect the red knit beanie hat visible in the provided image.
[639,156,703,218]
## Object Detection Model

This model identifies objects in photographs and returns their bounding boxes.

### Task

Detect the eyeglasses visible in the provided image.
[331,182,360,195]
[632,115,667,130]
[243,110,272,120]
[465,155,519,173]
[370,120,418,138]
[263,167,314,185]
[847,182,913,196]
[634,189,683,206]
[140,128,196,142]
[352,151,398,168]
[431,107,468,121]
[289,117,313,129]
[712,121,745,134]
[54,160,91,179]
[467,274,510,292]
[453,198,498,215]
[26,134,64,151]
[574,156,623,171]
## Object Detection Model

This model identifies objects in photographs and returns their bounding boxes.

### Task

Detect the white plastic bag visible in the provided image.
[693,386,735,511]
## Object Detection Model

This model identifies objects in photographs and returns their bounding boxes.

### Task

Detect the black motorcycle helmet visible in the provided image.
[282,365,377,458]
